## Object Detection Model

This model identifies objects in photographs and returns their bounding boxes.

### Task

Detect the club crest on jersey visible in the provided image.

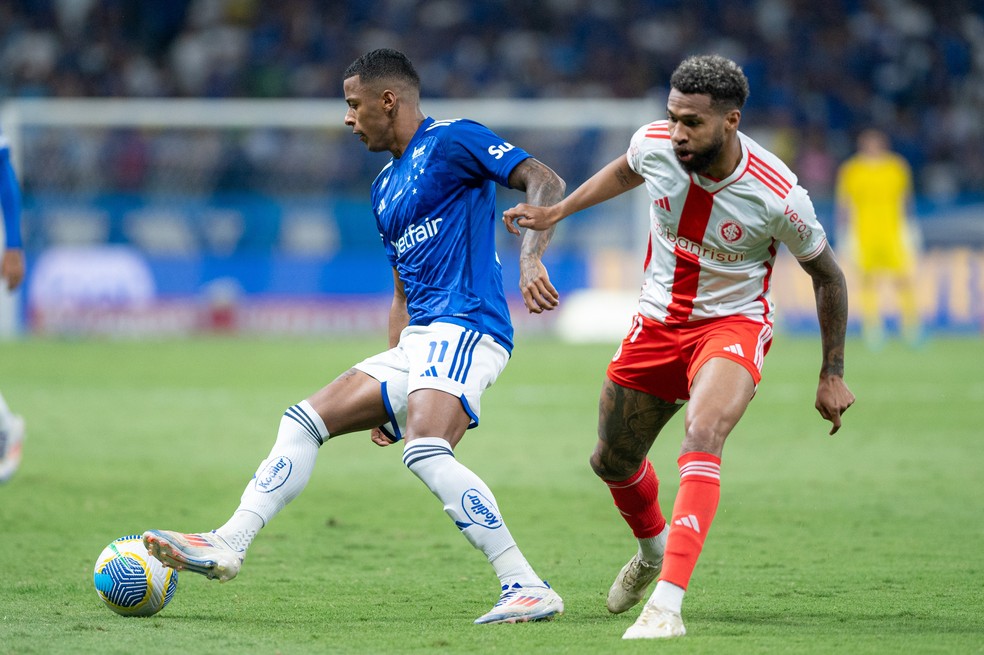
[718,219,745,244]
[392,216,444,257]
[459,488,502,529]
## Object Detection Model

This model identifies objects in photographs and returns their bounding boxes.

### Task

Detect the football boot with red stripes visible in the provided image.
[142,530,244,582]
[473,581,564,624]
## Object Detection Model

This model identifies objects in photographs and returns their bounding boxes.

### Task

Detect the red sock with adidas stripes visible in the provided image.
[659,451,721,589]
[603,459,667,539]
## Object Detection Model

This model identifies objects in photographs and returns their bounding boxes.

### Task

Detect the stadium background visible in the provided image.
[1,0,982,339]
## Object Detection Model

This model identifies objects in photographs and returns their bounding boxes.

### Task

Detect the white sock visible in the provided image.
[489,545,540,587]
[403,437,540,586]
[216,400,327,552]
[650,580,685,614]
[639,523,670,563]
[0,392,9,434]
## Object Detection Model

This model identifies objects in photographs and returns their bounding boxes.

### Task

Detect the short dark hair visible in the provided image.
[670,55,749,111]
[343,48,420,89]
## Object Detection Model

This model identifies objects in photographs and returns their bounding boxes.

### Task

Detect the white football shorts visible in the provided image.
[353,322,510,441]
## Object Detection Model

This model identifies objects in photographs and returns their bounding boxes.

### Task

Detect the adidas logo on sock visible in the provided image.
[673,514,700,533]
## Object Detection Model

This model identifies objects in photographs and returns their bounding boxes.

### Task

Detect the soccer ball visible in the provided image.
[93,534,178,617]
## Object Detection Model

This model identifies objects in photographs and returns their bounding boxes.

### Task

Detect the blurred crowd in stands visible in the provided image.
[1,0,983,201]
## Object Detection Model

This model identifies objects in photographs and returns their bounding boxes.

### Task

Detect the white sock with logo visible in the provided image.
[403,437,540,586]
[215,400,327,552]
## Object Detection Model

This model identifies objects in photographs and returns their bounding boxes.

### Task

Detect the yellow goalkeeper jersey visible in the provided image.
[835,152,913,271]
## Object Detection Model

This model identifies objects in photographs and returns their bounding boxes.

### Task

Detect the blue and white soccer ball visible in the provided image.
[93,535,178,617]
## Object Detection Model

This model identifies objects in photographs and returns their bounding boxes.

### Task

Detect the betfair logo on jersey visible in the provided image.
[487,142,515,160]
[392,216,444,256]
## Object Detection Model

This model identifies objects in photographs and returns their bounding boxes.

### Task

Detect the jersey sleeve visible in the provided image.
[774,184,827,261]
[625,123,652,175]
[443,120,531,187]
[626,121,673,180]
[0,134,23,249]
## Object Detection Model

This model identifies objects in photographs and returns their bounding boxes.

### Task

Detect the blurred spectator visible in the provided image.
[1,0,983,196]
[795,127,839,202]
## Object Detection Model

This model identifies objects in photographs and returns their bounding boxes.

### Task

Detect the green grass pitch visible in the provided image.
[0,333,981,654]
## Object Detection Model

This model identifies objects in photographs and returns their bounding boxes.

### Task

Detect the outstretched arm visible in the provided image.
[503,154,644,234]
[798,244,856,434]
[507,157,566,313]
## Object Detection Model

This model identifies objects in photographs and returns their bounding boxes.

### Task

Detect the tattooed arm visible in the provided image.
[503,154,643,234]
[506,157,567,313]
[798,244,856,435]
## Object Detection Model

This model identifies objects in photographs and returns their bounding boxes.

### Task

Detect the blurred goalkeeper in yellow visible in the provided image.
[835,128,922,347]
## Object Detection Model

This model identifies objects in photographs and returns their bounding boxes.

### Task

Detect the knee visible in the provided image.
[681,420,726,457]
[588,450,608,479]
[588,444,638,481]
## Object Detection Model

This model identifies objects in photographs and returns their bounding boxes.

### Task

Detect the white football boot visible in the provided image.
[143,530,244,582]
[474,581,564,624]
[622,603,686,639]
[0,413,25,483]
[607,553,663,614]
[607,523,668,613]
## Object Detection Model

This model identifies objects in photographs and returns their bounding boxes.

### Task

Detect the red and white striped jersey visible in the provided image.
[626,120,827,326]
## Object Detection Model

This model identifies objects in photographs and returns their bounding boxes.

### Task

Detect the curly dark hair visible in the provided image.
[669,55,749,111]
[343,48,420,89]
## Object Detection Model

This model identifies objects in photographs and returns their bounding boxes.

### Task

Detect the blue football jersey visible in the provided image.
[370,117,531,353]
[0,128,23,249]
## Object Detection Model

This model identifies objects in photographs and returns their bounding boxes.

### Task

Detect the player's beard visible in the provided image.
[675,132,725,174]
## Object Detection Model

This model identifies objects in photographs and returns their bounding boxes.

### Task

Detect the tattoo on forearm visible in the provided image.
[521,226,555,260]
[810,251,849,377]
[517,159,564,260]
[519,159,565,208]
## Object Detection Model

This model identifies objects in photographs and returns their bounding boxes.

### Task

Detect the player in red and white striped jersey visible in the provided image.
[504,55,855,639]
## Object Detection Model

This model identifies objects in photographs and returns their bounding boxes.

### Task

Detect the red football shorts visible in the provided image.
[607,314,773,403]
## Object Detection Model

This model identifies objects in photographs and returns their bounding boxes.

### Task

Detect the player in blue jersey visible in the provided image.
[0,128,26,483]
[144,49,566,624]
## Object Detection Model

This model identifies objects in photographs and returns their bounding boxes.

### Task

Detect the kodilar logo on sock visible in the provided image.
[460,489,502,529]
[254,456,292,493]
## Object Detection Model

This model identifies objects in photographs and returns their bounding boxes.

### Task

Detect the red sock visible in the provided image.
[659,451,721,590]
[603,459,666,539]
